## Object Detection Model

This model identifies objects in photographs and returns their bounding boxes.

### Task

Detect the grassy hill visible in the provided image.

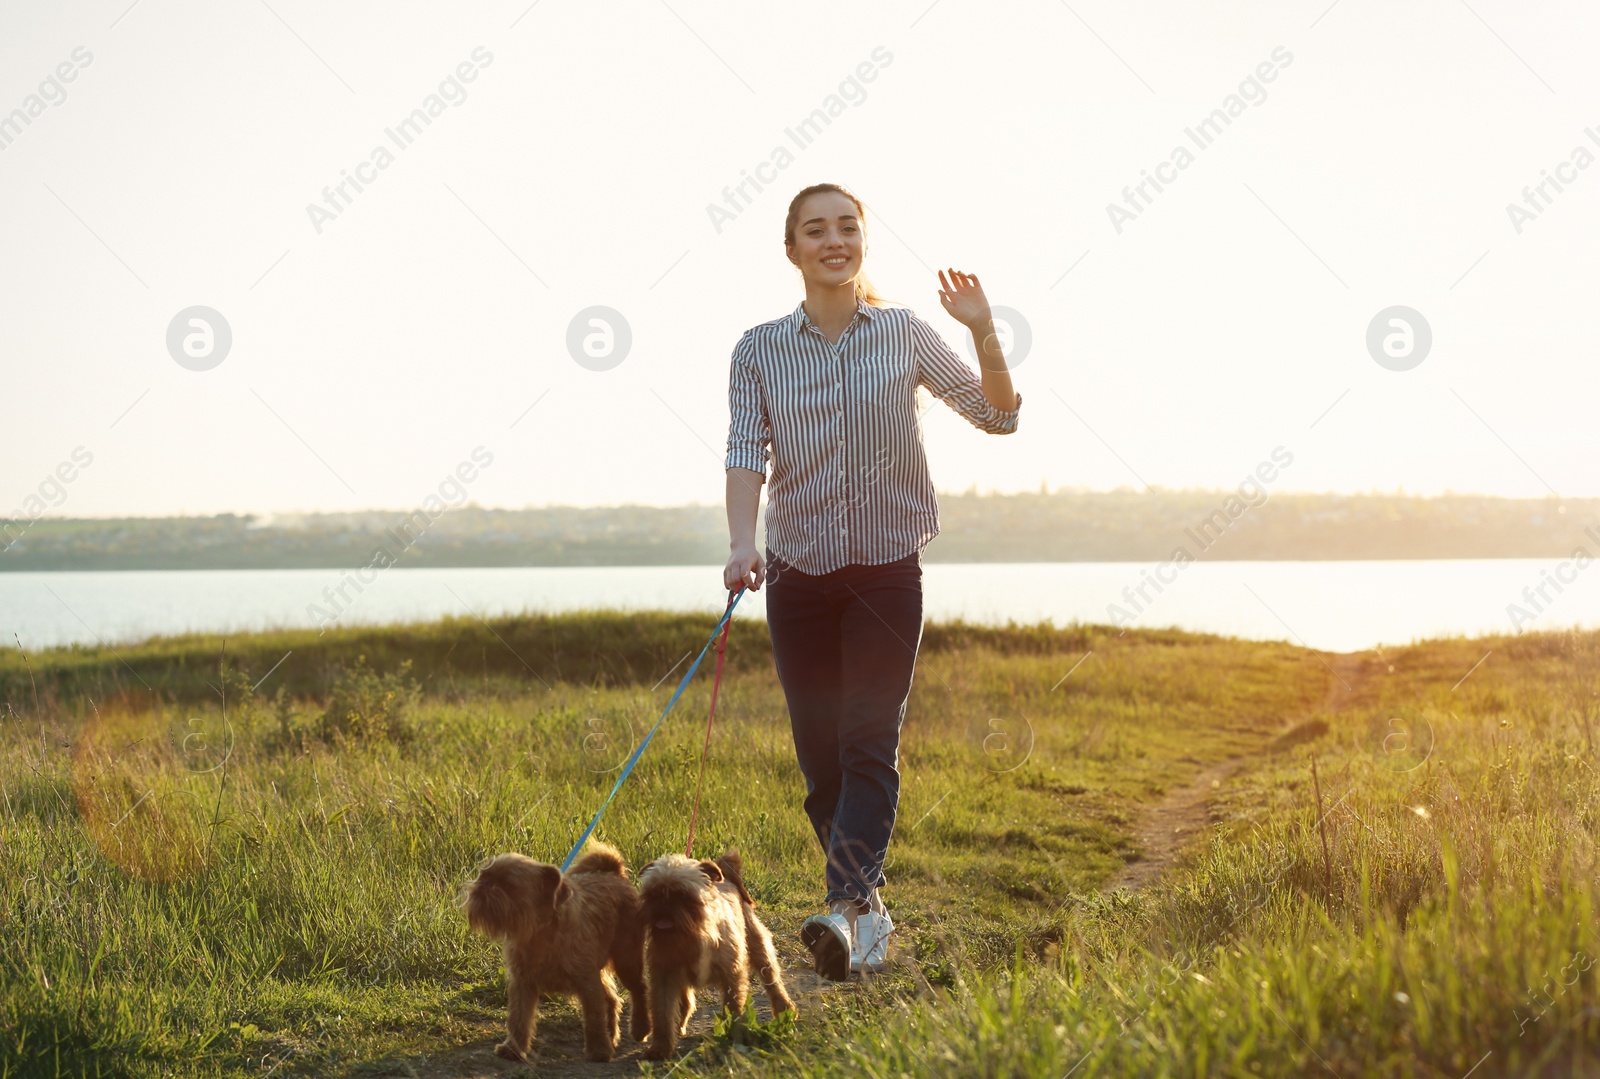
[2,614,1596,1076]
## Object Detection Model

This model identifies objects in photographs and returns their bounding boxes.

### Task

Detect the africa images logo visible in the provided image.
[1106,446,1294,628]
[306,447,494,631]
[1504,126,1600,234]
[1105,46,1293,234]
[0,46,93,152]
[305,47,493,234]
[706,46,893,234]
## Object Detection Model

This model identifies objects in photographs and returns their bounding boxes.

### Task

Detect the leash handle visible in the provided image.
[684,590,736,858]
[560,586,744,871]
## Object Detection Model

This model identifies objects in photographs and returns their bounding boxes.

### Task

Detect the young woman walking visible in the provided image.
[723,182,1022,980]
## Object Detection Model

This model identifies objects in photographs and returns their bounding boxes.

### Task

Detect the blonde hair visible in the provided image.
[783,183,889,307]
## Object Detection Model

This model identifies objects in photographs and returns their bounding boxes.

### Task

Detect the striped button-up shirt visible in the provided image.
[725,298,1022,575]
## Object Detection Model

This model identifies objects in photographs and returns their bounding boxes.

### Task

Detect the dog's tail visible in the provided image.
[714,849,755,906]
[570,841,627,877]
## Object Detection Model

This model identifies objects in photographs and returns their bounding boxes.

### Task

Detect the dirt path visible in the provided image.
[1101,755,1245,892]
[1102,651,1369,893]
[368,968,837,1078]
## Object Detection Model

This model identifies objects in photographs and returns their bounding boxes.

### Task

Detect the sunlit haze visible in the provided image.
[3,0,1597,518]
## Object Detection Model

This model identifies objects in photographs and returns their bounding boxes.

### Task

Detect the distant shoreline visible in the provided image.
[0,553,1584,572]
[4,488,1595,570]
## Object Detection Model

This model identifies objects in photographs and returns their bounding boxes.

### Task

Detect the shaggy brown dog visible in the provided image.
[637,850,794,1060]
[460,843,649,1062]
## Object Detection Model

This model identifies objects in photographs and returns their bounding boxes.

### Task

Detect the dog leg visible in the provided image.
[607,986,622,1049]
[678,986,696,1036]
[644,971,686,1060]
[723,974,749,1018]
[614,939,652,1042]
[576,973,618,1062]
[496,975,540,1062]
[612,916,651,1042]
[748,920,796,1014]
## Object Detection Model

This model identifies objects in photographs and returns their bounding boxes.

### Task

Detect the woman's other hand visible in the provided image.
[725,543,766,591]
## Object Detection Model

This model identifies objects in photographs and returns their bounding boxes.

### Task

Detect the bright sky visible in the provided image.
[3,0,1597,519]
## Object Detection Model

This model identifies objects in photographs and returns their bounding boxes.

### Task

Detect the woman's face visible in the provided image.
[787,191,865,289]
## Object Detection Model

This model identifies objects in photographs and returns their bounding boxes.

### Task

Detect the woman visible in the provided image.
[722,182,1022,980]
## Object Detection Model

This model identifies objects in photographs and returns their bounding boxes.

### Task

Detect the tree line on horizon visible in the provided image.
[0,489,1591,570]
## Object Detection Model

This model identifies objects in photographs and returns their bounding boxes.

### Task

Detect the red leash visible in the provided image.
[684,591,735,858]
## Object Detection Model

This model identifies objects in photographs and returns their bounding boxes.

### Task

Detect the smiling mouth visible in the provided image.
[822,256,849,268]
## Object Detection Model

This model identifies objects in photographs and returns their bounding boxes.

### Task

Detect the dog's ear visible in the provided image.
[533,864,565,909]
[696,859,724,883]
[552,877,573,909]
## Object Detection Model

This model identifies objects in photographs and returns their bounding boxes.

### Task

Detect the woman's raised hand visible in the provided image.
[937,268,993,330]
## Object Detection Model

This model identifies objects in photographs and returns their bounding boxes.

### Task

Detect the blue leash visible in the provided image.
[560,586,746,871]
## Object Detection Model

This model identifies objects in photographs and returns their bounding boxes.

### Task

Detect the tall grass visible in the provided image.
[746,630,1600,1078]
[3,614,1594,1076]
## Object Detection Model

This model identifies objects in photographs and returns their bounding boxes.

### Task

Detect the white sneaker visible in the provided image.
[800,912,853,981]
[850,911,893,973]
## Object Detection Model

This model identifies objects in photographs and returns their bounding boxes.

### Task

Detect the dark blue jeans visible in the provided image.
[764,547,924,905]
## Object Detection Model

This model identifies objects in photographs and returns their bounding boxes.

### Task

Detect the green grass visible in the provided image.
[2,613,1596,1076]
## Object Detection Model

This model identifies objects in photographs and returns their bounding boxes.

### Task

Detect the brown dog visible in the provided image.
[636,850,794,1060]
[460,842,649,1062]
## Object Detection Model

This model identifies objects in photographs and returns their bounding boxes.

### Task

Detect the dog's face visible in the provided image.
[461,853,570,940]
[637,854,724,937]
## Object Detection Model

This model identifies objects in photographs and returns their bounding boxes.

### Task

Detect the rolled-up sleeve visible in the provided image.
[909,313,1021,434]
[724,330,772,474]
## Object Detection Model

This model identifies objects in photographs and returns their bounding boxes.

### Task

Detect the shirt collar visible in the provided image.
[789,297,880,334]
